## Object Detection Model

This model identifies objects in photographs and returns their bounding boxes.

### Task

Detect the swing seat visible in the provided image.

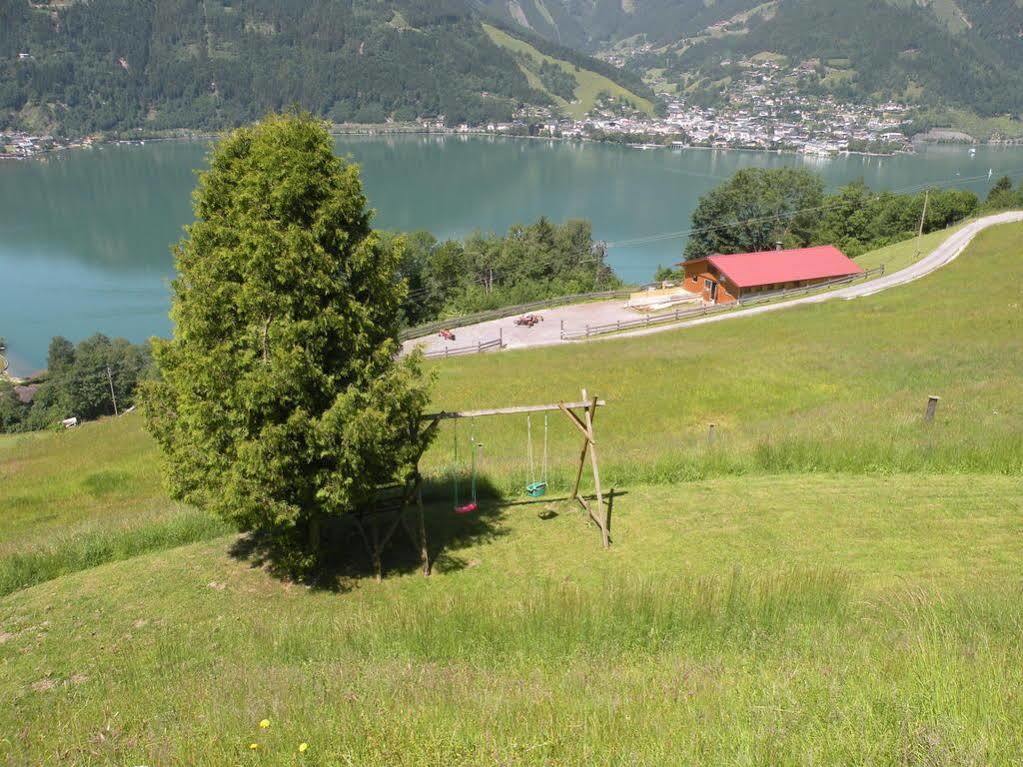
[454,502,478,515]
[526,481,548,498]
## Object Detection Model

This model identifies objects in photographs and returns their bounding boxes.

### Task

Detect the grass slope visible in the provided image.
[2,222,1023,763]
[2,474,1022,764]
[0,418,229,597]
[483,24,655,119]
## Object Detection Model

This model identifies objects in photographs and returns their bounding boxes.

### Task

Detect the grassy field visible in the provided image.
[2,223,1022,764]
[0,419,229,597]
[418,223,1023,488]
[483,24,655,120]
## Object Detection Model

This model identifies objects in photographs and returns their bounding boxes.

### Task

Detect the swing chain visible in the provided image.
[527,415,535,485]
[542,413,548,485]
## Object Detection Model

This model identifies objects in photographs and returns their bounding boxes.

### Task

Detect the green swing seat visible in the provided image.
[526,414,549,498]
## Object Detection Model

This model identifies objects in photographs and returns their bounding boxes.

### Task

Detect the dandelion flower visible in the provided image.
[259,719,270,729]
[298,743,309,753]
[249,743,260,750]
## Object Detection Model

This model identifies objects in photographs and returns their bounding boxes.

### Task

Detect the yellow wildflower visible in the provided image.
[259,719,271,729]
[248,743,260,750]
[298,743,309,753]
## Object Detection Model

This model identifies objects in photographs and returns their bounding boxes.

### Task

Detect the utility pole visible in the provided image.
[915,189,929,256]
[106,365,119,416]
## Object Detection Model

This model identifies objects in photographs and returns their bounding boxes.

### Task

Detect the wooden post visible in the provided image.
[582,390,608,548]
[925,395,940,422]
[307,514,321,557]
[370,515,382,583]
[574,387,592,501]
[416,482,430,576]
[708,423,716,445]
[107,365,119,416]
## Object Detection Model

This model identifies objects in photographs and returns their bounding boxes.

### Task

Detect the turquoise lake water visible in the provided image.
[2,135,1021,373]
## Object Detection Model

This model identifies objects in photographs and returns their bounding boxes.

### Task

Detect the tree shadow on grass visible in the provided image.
[228,475,511,592]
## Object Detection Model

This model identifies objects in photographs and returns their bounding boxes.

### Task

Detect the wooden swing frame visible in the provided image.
[357,390,609,579]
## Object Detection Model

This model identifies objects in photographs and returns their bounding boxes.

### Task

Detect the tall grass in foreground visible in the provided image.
[341,568,853,662]
[0,510,230,597]
[4,532,1023,764]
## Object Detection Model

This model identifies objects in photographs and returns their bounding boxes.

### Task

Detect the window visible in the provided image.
[691,274,698,282]
[704,279,714,289]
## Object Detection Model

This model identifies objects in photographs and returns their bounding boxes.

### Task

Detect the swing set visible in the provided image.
[433,387,609,533]
[354,390,609,580]
[450,411,549,510]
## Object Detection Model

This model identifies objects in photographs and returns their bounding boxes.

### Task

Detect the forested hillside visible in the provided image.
[0,0,645,135]
[476,0,756,50]
[483,0,1023,117]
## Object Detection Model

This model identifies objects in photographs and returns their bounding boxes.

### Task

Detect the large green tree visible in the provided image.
[683,168,825,260]
[142,114,432,571]
[985,176,1023,211]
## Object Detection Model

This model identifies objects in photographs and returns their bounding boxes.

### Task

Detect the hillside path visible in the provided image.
[405,211,1022,355]
[604,210,1023,343]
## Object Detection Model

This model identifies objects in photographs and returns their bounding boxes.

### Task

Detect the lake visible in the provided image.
[2,135,1021,374]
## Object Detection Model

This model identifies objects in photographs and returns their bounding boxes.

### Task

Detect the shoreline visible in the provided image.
[9,122,1018,163]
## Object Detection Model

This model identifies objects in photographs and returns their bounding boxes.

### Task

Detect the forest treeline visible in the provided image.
[0,334,151,433]
[0,0,648,136]
[391,217,619,326]
[678,168,1019,263]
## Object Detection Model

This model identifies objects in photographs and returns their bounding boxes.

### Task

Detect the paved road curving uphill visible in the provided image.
[594,211,1023,343]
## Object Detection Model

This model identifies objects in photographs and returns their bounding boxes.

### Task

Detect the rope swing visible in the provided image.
[526,413,548,498]
[453,418,481,514]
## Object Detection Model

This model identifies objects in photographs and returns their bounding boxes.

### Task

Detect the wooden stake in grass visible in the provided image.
[925,395,940,423]
[708,423,716,445]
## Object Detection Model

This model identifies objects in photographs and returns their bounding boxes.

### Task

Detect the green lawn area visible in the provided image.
[483,24,654,120]
[3,474,1022,764]
[2,223,1022,764]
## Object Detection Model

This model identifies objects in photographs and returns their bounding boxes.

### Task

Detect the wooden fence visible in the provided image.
[421,336,505,359]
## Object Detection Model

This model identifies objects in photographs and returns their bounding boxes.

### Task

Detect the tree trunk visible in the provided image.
[307,514,321,557]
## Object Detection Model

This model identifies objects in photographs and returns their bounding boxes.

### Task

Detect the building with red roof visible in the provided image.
[679,245,863,304]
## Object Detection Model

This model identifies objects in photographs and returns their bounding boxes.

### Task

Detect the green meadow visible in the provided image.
[2,223,1022,764]
[483,24,655,120]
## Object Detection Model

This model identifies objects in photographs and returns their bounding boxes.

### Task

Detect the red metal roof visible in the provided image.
[705,245,862,289]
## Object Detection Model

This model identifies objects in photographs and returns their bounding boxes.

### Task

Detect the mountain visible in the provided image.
[475,0,758,51]
[479,0,1023,118]
[0,0,652,136]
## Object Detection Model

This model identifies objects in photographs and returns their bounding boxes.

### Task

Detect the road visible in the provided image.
[404,211,1023,355]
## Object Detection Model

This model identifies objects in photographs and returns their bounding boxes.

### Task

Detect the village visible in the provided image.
[0,131,96,159]
[477,54,915,156]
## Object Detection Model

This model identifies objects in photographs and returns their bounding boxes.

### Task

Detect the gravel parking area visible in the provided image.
[401,299,655,355]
